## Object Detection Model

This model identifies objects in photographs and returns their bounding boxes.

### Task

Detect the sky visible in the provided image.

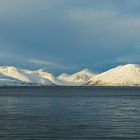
[0,0,140,74]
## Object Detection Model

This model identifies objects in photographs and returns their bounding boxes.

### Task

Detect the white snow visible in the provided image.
[0,73,30,86]
[0,66,87,86]
[0,66,54,86]
[87,64,140,86]
[38,70,82,86]
[0,64,140,86]
[58,68,96,84]
[58,73,70,79]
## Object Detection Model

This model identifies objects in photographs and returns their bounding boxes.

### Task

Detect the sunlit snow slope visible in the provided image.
[58,68,96,84]
[87,64,140,86]
[0,64,140,86]
[0,66,54,86]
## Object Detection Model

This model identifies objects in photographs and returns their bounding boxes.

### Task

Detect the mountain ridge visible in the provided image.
[87,64,140,86]
[0,64,140,86]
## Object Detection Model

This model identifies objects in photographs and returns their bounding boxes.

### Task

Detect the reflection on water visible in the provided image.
[0,87,140,140]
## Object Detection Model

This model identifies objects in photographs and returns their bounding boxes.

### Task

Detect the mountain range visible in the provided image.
[0,64,140,86]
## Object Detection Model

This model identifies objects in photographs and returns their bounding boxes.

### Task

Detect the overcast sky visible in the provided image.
[0,0,140,73]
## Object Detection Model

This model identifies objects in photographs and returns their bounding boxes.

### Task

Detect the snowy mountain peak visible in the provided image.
[113,64,140,70]
[87,64,140,86]
[73,68,96,78]
[58,73,70,79]
[76,68,94,74]
[58,68,96,83]
[79,68,91,72]
[121,64,140,69]
[0,66,54,85]
[0,64,140,86]
[0,66,18,73]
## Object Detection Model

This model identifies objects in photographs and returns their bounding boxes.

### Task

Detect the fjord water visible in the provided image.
[0,87,140,140]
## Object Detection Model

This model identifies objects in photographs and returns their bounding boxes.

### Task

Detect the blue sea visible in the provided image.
[0,87,140,140]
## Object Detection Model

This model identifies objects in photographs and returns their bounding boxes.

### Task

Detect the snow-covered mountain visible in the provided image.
[0,66,92,86]
[58,73,70,80]
[36,70,80,86]
[58,68,96,84]
[87,64,140,86]
[1,64,140,86]
[0,74,28,86]
[0,66,54,86]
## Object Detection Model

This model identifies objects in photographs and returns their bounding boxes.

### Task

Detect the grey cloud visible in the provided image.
[0,0,140,71]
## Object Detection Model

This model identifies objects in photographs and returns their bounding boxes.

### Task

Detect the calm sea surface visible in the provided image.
[0,86,140,140]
